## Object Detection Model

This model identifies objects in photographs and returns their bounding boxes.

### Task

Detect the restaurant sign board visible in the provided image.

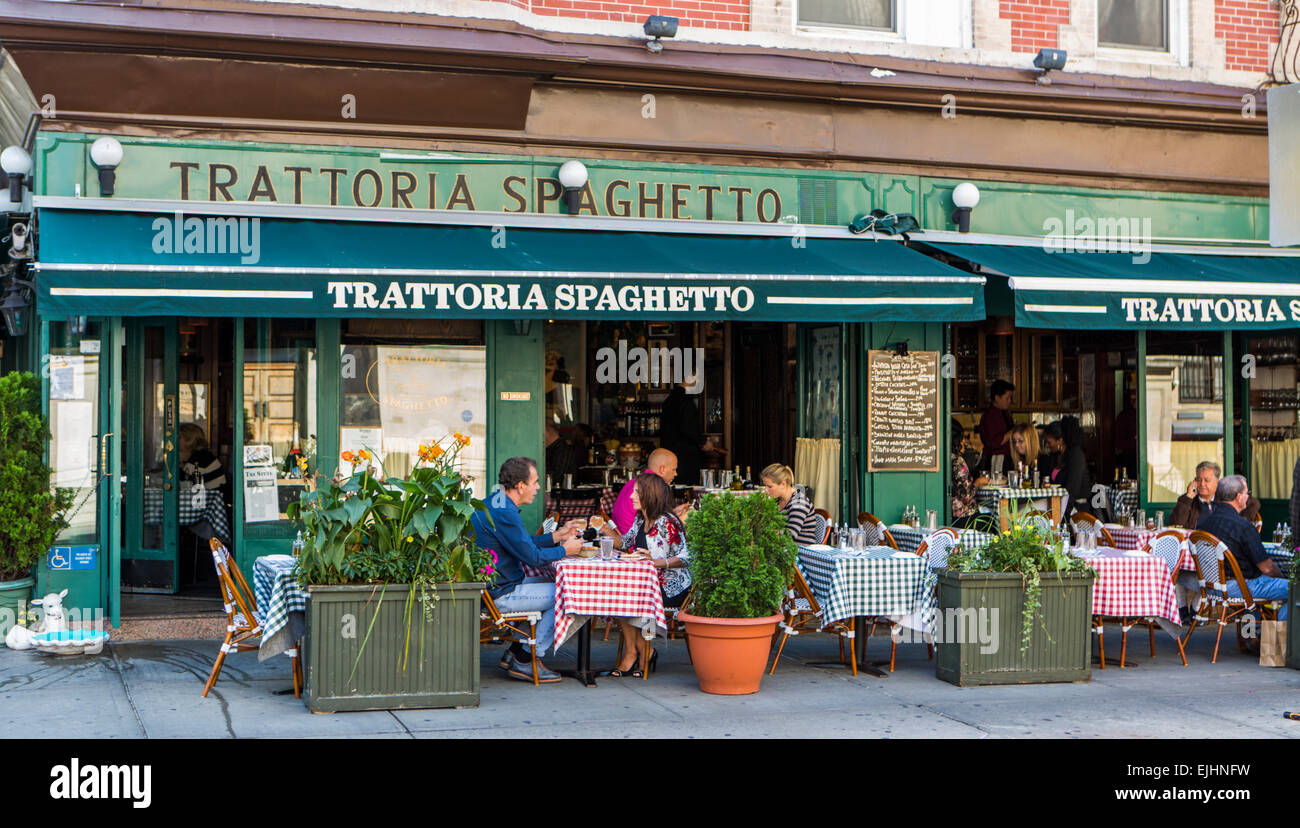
[866,349,940,472]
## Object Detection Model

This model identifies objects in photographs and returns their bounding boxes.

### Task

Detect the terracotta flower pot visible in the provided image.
[677,610,783,695]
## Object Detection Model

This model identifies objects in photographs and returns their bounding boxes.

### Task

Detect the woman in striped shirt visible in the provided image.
[761,463,821,545]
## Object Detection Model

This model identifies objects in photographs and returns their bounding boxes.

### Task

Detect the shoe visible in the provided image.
[630,648,658,678]
[505,654,562,683]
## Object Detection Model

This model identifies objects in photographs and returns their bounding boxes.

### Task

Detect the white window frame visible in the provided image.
[794,0,904,43]
[1096,0,1190,67]
[791,0,971,48]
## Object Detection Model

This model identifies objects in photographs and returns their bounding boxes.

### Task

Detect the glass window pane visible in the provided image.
[799,0,894,30]
[1248,334,1299,502]
[1145,332,1223,503]
[1099,0,1167,50]
[805,326,840,439]
[340,342,487,498]
[244,320,317,522]
[49,321,101,543]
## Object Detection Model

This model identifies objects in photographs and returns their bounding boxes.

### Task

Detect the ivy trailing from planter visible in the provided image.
[0,372,73,583]
[947,506,1089,655]
[684,491,796,619]
[287,434,496,673]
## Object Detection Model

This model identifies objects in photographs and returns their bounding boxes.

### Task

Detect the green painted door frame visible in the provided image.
[486,320,545,531]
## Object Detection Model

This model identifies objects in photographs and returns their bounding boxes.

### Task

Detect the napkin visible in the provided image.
[1122,551,1150,558]
[803,544,835,553]
[890,551,917,560]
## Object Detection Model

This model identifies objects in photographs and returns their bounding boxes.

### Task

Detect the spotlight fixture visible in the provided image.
[0,145,32,205]
[1033,48,1067,85]
[9,222,29,261]
[950,182,980,233]
[557,160,588,215]
[90,135,124,197]
[643,15,678,53]
[893,341,909,357]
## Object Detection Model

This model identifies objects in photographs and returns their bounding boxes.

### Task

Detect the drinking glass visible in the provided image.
[853,529,867,551]
[563,474,574,490]
[599,537,615,560]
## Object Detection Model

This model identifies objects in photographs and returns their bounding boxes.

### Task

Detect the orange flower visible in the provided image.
[455,432,471,447]
[418,443,439,463]
[341,450,356,464]
[429,444,445,460]
[357,449,371,461]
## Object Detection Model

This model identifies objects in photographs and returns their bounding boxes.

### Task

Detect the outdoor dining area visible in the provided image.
[195,448,1297,711]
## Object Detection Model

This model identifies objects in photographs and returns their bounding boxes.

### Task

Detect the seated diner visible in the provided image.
[605,472,691,677]
[761,463,821,545]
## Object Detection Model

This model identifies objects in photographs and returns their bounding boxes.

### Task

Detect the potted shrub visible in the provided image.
[937,514,1094,686]
[0,373,72,643]
[679,491,796,695]
[287,434,496,712]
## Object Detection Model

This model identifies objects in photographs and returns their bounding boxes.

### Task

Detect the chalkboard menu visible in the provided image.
[867,349,940,472]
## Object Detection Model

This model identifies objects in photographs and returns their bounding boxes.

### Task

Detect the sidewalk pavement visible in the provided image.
[3,625,1299,739]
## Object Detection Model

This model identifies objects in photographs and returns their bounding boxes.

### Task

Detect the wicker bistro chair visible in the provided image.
[770,567,857,676]
[857,511,899,550]
[916,528,959,571]
[1070,511,1115,548]
[202,538,301,699]
[480,590,542,686]
[812,509,831,545]
[1184,530,1283,662]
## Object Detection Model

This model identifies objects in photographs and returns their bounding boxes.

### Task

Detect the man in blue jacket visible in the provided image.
[473,456,582,683]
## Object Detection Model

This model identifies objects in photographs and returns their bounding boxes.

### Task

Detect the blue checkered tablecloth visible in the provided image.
[976,485,1067,511]
[797,545,935,634]
[890,527,996,556]
[1263,542,1294,578]
[1107,487,1138,516]
[253,555,308,662]
[142,486,232,544]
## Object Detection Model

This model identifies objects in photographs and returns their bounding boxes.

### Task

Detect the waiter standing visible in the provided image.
[979,379,1015,475]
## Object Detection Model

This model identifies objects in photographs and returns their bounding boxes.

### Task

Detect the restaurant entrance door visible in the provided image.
[120,318,233,595]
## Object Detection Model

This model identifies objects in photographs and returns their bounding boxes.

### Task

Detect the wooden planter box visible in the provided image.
[935,569,1094,686]
[303,582,483,713]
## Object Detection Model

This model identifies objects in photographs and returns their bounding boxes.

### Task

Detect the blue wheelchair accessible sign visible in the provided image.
[47,546,96,571]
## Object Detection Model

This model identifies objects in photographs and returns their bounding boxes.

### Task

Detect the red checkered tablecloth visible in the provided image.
[551,557,666,653]
[544,487,618,520]
[1104,526,1195,570]
[1073,548,1181,627]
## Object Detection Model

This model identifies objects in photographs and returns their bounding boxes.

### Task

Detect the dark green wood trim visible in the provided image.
[123,320,144,570]
[1137,330,1147,511]
[107,318,123,627]
[162,317,179,592]
[317,319,341,481]
[1223,330,1235,477]
[232,318,245,569]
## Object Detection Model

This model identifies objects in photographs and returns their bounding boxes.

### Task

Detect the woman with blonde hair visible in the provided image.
[760,463,820,545]
[1008,422,1045,477]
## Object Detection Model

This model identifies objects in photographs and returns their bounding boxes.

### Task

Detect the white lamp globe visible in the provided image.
[90,136,124,168]
[952,182,980,209]
[557,160,588,189]
[0,146,31,176]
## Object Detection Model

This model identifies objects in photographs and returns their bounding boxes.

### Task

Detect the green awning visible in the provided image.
[929,240,1300,330]
[34,199,984,322]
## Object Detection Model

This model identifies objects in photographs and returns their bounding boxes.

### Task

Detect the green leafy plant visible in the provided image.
[947,505,1089,655]
[0,372,73,582]
[287,433,495,671]
[684,491,796,618]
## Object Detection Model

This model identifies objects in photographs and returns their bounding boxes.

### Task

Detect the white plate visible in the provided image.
[1122,551,1150,557]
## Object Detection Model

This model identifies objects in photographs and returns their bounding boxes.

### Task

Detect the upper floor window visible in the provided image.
[798,0,896,32]
[1098,0,1168,51]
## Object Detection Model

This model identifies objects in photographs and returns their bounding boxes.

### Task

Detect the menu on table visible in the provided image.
[866,349,939,472]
